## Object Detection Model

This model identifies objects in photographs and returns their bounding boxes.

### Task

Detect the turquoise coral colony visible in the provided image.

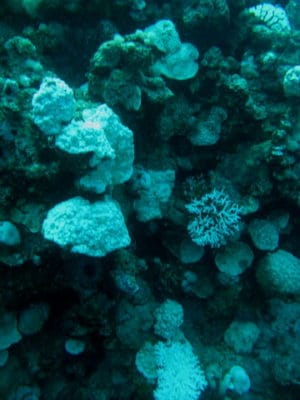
[0,0,300,399]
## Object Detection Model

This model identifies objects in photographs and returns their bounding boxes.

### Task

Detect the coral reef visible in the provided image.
[0,1,300,399]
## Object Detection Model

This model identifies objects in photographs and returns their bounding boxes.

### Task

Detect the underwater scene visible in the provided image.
[0,0,300,399]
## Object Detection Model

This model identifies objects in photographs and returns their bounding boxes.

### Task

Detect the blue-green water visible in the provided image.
[0,1,299,399]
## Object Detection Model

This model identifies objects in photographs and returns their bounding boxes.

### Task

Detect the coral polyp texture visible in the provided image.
[42,197,131,257]
[0,1,300,399]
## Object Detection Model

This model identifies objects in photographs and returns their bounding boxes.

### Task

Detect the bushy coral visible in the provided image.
[186,190,241,248]
[154,340,207,400]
